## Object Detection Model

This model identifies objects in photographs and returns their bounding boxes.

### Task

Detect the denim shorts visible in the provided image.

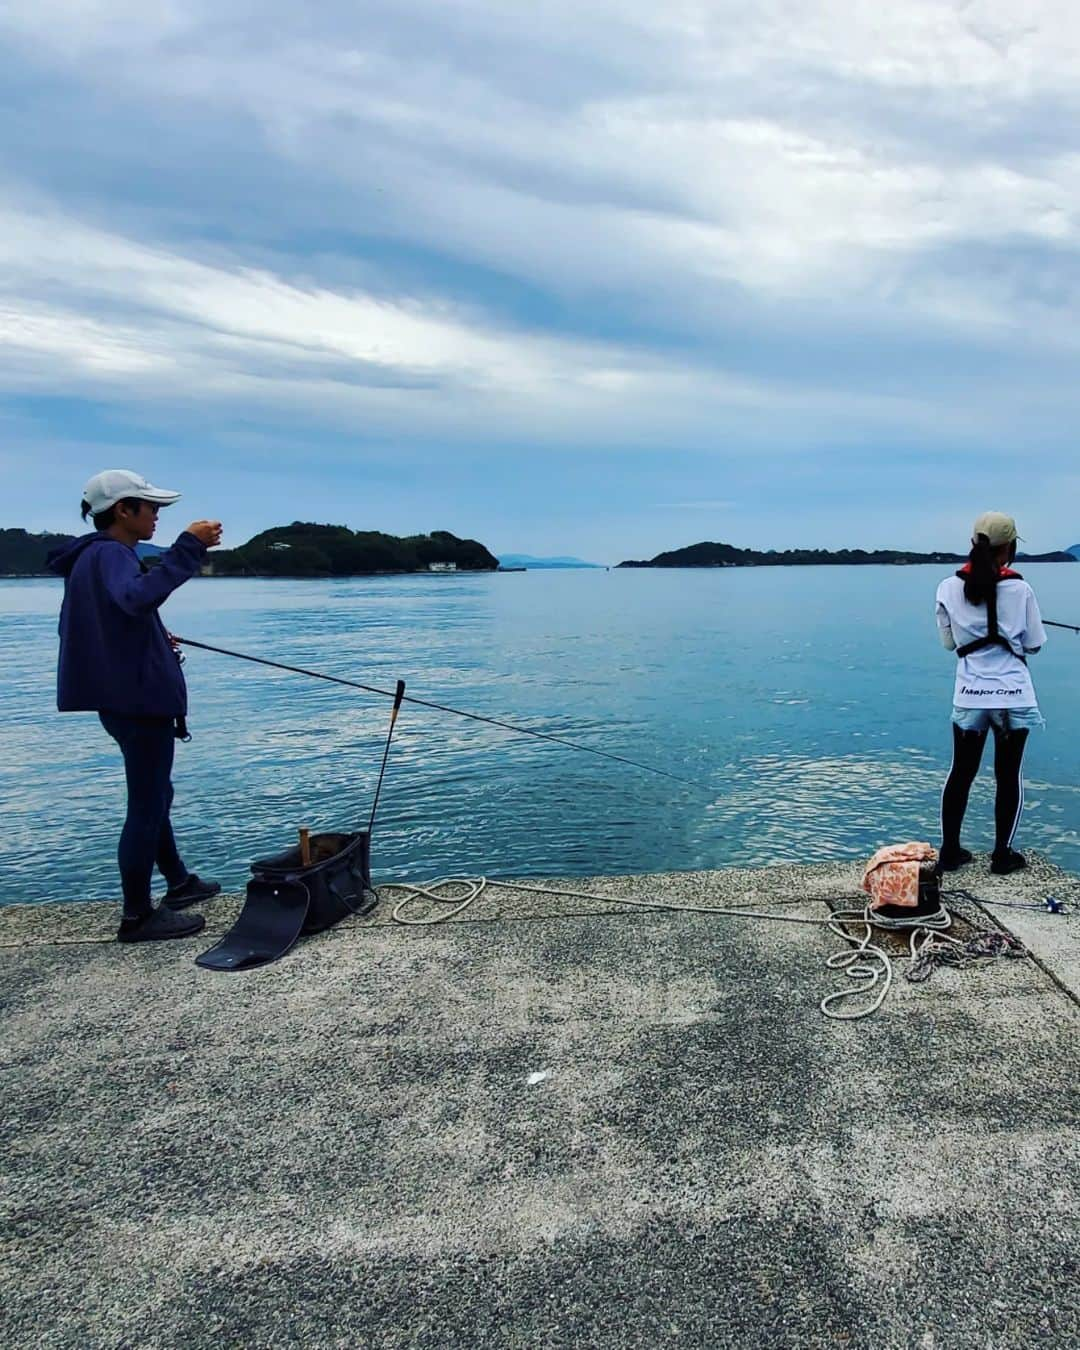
[951,706,1044,732]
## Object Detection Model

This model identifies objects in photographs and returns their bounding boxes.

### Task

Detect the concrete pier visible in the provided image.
[3,855,1079,1347]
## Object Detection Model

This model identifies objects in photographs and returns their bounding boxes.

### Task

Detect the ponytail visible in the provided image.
[964,533,998,606]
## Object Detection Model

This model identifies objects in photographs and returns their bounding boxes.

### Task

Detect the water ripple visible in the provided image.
[2,567,1078,903]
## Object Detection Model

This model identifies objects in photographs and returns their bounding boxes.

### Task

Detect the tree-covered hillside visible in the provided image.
[208,523,499,576]
[0,528,76,574]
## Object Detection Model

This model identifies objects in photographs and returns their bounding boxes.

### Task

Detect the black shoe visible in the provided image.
[163,874,222,911]
[117,907,207,943]
[937,847,973,872]
[991,848,1027,876]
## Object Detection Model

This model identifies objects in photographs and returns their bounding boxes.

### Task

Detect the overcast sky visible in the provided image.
[3,1,1079,560]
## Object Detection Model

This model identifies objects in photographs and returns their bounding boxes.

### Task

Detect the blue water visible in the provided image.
[3,566,1079,905]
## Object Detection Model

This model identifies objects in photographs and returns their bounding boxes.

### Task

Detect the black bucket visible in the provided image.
[251,830,376,933]
[195,830,378,972]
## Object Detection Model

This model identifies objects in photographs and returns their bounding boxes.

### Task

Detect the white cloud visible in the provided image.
[2,0,1080,464]
[3,202,969,453]
[0,206,669,391]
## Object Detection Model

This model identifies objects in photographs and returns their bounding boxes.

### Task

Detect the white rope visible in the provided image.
[383,876,835,927]
[818,907,953,1020]
[819,911,894,1021]
[378,877,959,1022]
[387,877,490,926]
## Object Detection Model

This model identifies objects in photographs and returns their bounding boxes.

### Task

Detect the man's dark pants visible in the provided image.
[99,712,188,918]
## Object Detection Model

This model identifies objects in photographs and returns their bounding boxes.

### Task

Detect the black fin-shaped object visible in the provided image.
[195,879,310,972]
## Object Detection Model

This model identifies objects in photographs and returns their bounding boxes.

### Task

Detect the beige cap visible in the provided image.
[972,511,1022,547]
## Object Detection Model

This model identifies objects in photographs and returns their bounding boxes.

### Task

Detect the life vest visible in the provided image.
[953,564,1026,662]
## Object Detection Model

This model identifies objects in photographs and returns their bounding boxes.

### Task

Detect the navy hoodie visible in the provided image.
[49,531,208,717]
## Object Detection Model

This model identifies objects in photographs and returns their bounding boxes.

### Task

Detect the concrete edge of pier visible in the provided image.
[3,851,1079,1002]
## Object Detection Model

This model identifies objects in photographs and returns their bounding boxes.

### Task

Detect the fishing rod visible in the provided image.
[173,636,711,793]
[1045,620,1080,634]
[369,679,406,835]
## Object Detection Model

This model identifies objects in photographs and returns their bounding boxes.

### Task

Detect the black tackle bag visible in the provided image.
[195,830,378,972]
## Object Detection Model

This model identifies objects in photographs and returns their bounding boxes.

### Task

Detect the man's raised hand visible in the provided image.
[186,520,223,548]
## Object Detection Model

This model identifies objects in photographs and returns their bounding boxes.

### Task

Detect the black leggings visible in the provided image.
[99,712,188,918]
[941,722,1028,856]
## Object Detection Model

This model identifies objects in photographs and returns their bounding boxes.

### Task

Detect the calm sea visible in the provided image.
[3,565,1079,905]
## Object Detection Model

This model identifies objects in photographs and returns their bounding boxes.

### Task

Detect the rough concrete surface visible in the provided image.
[2,856,1079,1348]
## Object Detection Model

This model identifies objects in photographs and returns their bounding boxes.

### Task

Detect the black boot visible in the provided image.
[163,874,222,910]
[937,847,973,872]
[990,848,1027,875]
[118,906,206,943]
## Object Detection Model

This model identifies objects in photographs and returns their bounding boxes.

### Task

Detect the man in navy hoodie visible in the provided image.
[50,469,223,942]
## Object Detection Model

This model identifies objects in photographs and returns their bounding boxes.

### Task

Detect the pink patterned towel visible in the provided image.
[861,842,938,910]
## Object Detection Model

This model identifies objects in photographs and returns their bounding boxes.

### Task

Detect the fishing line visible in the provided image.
[174,636,712,793]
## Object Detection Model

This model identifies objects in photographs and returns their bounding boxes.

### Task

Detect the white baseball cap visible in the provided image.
[972,511,1023,546]
[82,469,181,514]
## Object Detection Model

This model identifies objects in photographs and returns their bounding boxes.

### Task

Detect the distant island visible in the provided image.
[618,541,1077,568]
[4,526,1075,577]
[497,553,603,569]
[1,523,499,577]
[207,524,498,576]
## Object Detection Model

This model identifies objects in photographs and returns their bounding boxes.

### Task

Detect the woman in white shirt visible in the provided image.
[935,512,1046,875]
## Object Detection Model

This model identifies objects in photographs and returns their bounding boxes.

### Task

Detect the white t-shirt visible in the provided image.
[935,574,1046,708]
